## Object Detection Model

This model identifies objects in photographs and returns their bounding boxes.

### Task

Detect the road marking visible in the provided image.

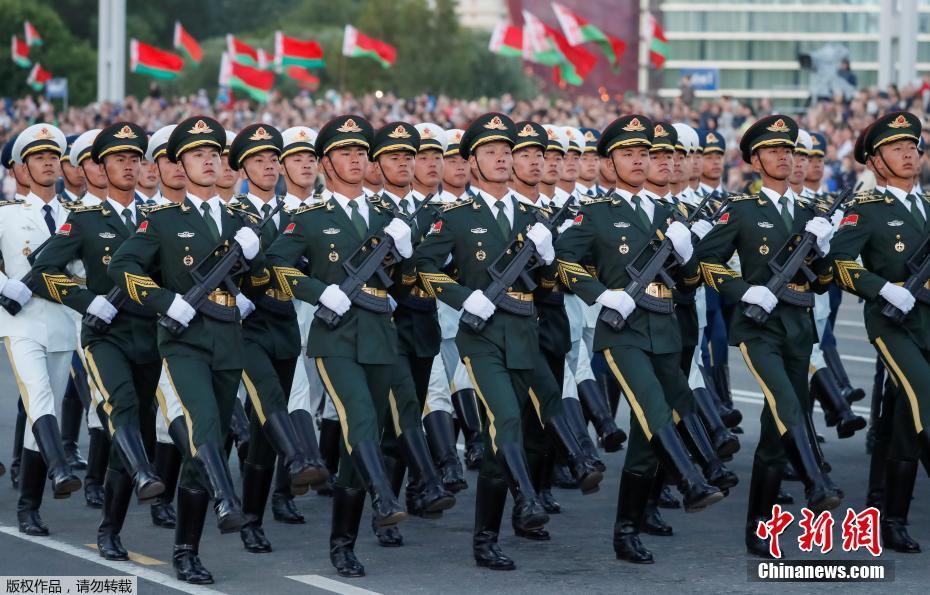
[0,526,228,595]
[85,543,165,565]
[833,333,870,342]
[834,319,866,329]
[732,389,870,416]
[840,354,876,364]
[287,574,383,595]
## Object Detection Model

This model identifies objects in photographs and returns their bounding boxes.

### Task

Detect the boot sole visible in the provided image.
[516,512,549,531]
[476,560,516,571]
[578,470,604,495]
[136,480,166,503]
[53,477,83,499]
[217,512,247,534]
[716,437,741,459]
[176,574,214,585]
[602,430,627,453]
[836,417,867,439]
[423,495,456,515]
[684,490,725,512]
[809,495,842,513]
[374,511,408,528]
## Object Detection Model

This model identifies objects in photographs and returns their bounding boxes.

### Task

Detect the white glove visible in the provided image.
[235,292,255,319]
[804,217,833,254]
[319,284,351,315]
[596,289,636,320]
[690,219,714,240]
[462,289,496,321]
[166,294,197,328]
[880,282,916,315]
[388,295,397,312]
[86,295,118,324]
[234,227,261,260]
[830,209,844,229]
[0,278,32,306]
[665,220,694,262]
[526,222,555,265]
[557,218,575,234]
[384,218,413,259]
[741,285,778,313]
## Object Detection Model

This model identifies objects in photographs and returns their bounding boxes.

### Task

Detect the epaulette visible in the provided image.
[292,202,327,215]
[727,193,754,202]
[852,190,886,205]
[0,198,25,208]
[919,192,930,205]
[143,202,181,214]
[66,204,104,214]
[61,199,85,210]
[226,200,254,215]
[581,196,613,206]
[442,198,473,212]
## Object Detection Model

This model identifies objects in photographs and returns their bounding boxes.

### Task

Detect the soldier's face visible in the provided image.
[137,160,158,191]
[180,147,220,187]
[875,139,918,180]
[542,150,563,185]
[216,154,237,190]
[282,152,318,188]
[670,151,686,184]
[806,156,824,184]
[512,147,543,185]
[598,156,616,186]
[61,161,85,190]
[610,146,649,189]
[378,151,415,187]
[414,149,443,186]
[24,150,61,187]
[789,152,809,185]
[80,159,108,190]
[443,154,469,188]
[752,146,793,181]
[325,146,367,184]
[689,152,703,179]
[647,150,672,185]
[156,155,187,190]
[579,152,599,182]
[561,151,580,181]
[702,152,724,180]
[103,152,141,191]
[472,142,513,184]
[364,159,383,186]
[243,150,280,192]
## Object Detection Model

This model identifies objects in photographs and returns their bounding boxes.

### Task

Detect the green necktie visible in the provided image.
[631,195,652,228]
[261,202,274,228]
[200,202,220,242]
[121,207,135,233]
[905,194,925,226]
[495,200,510,237]
[778,195,793,230]
[348,199,367,237]
[399,197,411,215]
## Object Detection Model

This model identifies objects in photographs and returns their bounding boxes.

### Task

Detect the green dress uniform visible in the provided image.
[224,123,327,555]
[30,122,166,561]
[823,111,930,552]
[414,112,601,572]
[555,115,725,564]
[106,116,254,585]
[691,114,842,559]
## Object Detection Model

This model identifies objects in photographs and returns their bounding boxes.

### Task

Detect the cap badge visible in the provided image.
[337,119,362,133]
[113,125,137,139]
[189,120,213,134]
[766,119,790,133]
[654,125,668,137]
[622,118,645,132]
[249,127,274,141]
[484,116,507,131]
[517,124,538,138]
[888,114,910,129]
[35,127,54,140]
[388,125,411,139]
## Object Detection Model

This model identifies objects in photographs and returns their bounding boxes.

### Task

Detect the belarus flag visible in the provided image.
[130,39,184,80]
[24,21,42,47]
[11,35,30,68]
[174,22,203,64]
[27,63,52,91]
[275,32,324,70]
[342,25,396,68]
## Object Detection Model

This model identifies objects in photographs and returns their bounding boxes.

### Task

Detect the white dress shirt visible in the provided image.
[186,194,224,234]
[243,193,281,228]
[105,198,138,227]
[477,190,513,227]
[614,187,654,223]
[886,184,927,219]
[332,192,370,226]
[760,186,795,218]
[382,190,416,216]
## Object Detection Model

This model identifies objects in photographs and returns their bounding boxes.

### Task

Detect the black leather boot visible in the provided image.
[331,485,366,577]
[780,424,842,512]
[423,411,467,493]
[918,429,930,478]
[400,429,456,517]
[547,413,603,493]
[10,400,26,489]
[17,449,49,535]
[822,342,865,405]
[642,467,673,536]
[677,413,738,492]
[290,409,330,490]
[271,456,305,524]
[692,387,740,459]
[318,418,342,495]
[560,398,606,473]
[32,415,82,498]
[193,443,246,533]
[229,399,251,454]
[240,462,274,553]
[263,410,321,496]
[881,459,921,553]
[474,476,515,570]
[577,379,627,452]
[97,469,132,560]
[651,423,723,512]
[60,381,87,470]
[497,443,549,531]
[112,426,164,502]
[452,389,484,470]
[173,487,213,584]
[374,455,405,546]
[745,462,783,558]
[536,442,560,514]
[150,441,180,528]
[513,450,551,540]
[351,440,407,528]
[614,471,655,563]
[810,368,866,438]
[84,428,108,508]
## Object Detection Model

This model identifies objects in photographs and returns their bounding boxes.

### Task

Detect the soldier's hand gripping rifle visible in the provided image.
[743,188,852,325]
[880,234,930,323]
[158,200,283,336]
[314,194,433,328]
[0,235,55,315]
[460,196,576,333]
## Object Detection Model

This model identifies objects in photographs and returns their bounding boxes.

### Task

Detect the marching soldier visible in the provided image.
[216,131,239,203]
[538,125,566,201]
[70,131,105,207]
[108,116,261,584]
[2,124,83,536]
[575,128,601,197]
[441,129,468,201]
[698,131,726,198]
[824,111,929,553]
[60,135,86,202]
[553,127,583,207]
[692,115,842,559]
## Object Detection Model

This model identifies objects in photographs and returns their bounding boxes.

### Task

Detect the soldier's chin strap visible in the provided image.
[323,154,361,194]
[754,153,788,191]
[24,158,56,193]
[511,167,536,189]
[873,147,910,183]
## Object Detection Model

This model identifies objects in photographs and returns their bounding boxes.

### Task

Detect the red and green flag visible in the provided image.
[342,25,396,68]
[275,31,324,70]
[489,21,522,58]
[220,52,274,102]
[174,22,202,64]
[27,63,51,91]
[130,39,184,79]
[522,11,595,86]
[227,34,260,67]
[284,65,320,91]
[24,21,41,47]
[648,14,668,69]
[11,36,30,68]
[552,3,626,66]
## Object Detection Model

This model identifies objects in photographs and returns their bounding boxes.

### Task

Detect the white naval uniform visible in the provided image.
[1,193,78,451]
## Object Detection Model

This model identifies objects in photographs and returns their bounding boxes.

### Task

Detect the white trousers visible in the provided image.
[4,336,71,452]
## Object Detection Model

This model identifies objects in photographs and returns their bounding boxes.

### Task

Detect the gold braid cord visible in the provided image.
[699,262,739,291]
[250,268,271,287]
[272,266,306,298]
[556,259,592,288]
[41,273,78,303]
[417,272,455,297]
[834,260,864,291]
[123,273,159,305]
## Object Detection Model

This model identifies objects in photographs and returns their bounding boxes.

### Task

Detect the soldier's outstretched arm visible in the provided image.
[554,208,608,305]
[693,209,751,302]
[30,214,94,313]
[826,209,885,300]
[265,215,329,304]
[107,217,175,313]
[414,214,472,309]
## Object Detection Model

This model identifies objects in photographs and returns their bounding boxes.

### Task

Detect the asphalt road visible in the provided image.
[0,297,925,595]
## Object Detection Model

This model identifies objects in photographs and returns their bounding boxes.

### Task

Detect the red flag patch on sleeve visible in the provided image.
[136,220,149,233]
[56,223,71,235]
[839,214,859,227]
[283,222,296,234]
[573,214,584,225]
[428,220,443,235]
[716,213,730,225]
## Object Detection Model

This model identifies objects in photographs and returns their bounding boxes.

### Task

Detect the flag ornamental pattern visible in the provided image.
[130,39,184,80]
[489,21,523,57]
[343,25,396,68]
